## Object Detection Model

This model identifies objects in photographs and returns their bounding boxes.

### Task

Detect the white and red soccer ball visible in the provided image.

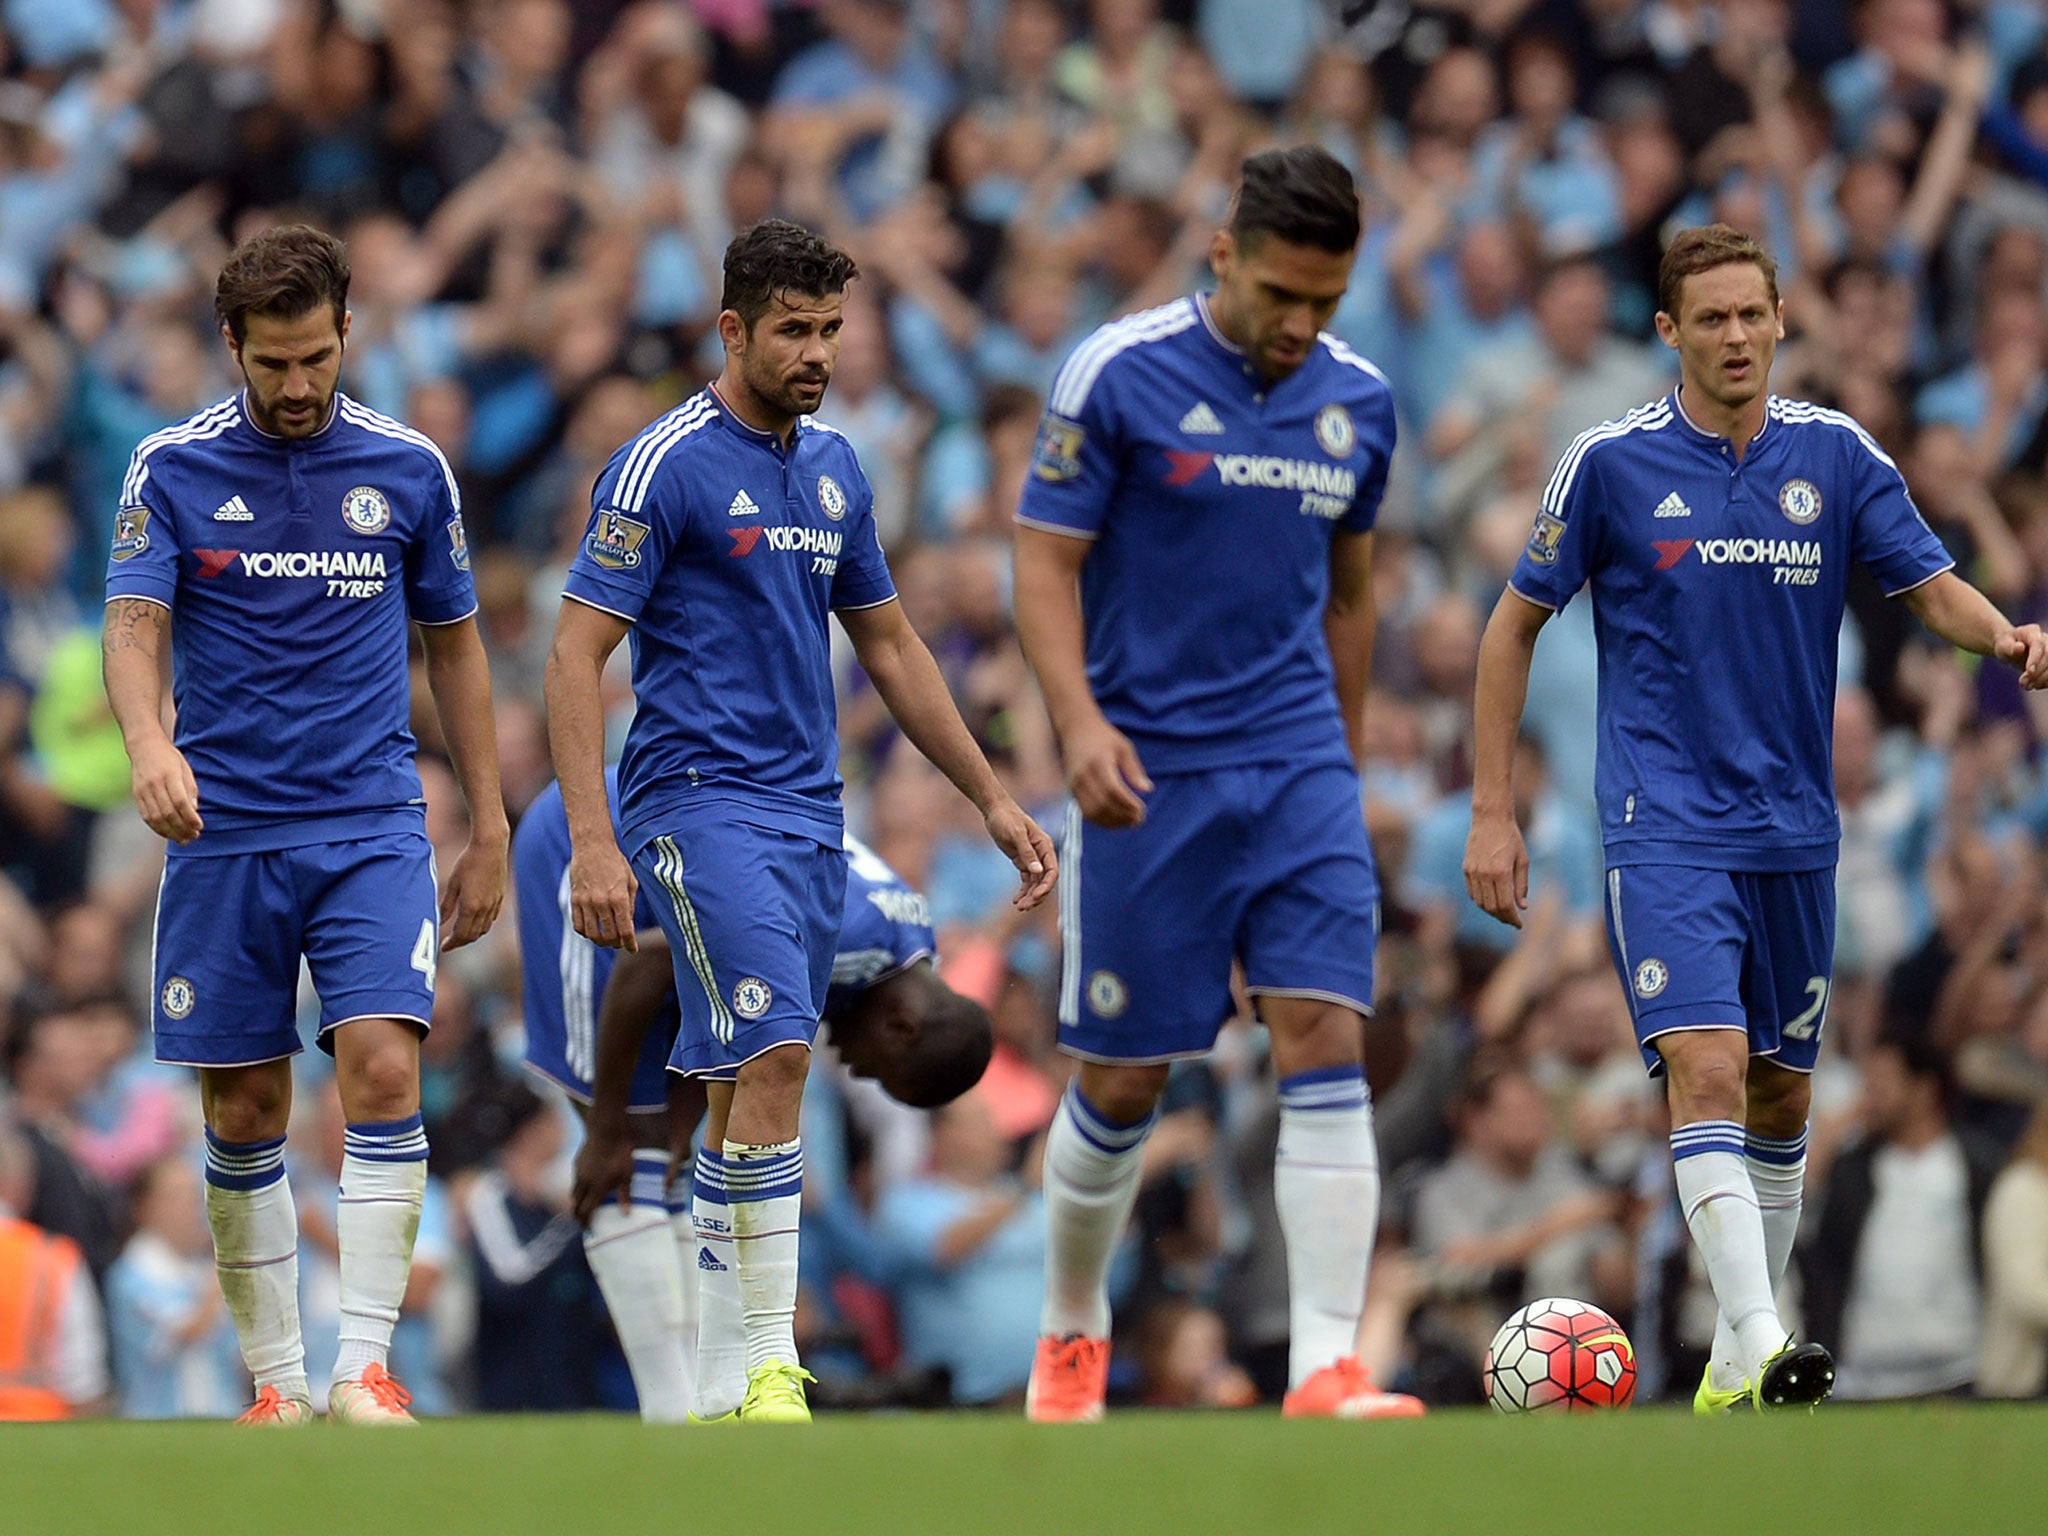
[1483,1297,1636,1413]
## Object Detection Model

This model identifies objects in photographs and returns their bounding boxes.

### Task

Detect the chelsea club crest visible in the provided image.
[1315,403,1356,459]
[1778,479,1822,525]
[818,474,847,521]
[342,485,392,535]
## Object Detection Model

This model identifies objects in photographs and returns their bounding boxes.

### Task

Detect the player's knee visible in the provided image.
[1746,1066,1811,1136]
[1262,1002,1366,1077]
[1660,1037,1748,1121]
[202,1074,291,1143]
[734,1043,810,1116]
[339,1043,420,1122]
[1076,1062,1168,1126]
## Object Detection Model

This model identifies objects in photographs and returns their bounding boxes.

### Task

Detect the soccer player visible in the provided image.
[1464,224,2048,1413]
[517,773,991,1421]
[101,226,508,1425]
[1012,145,1423,1422]
[544,218,1055,1424]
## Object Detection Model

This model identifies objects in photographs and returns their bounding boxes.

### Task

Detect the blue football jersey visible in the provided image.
[103,393,476,853]
[513,770,674,1088]
[1509,391,1954,871]
[1014,294,1397,771]
[824,833,937,1023]
[563,387,897,857]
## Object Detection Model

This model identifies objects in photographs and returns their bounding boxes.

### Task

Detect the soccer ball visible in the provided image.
[1483,1297,1636,1413]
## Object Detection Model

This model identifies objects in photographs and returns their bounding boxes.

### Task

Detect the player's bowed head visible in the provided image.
[1207,144,1363,387]
[215,224,354,441]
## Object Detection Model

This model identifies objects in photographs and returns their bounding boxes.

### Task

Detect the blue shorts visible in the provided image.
[520,955,679,1116]
[1058,758,1379,1064]
[630,820,844,1081]
[151,832,438,1067]
[1602,863,1836,1076]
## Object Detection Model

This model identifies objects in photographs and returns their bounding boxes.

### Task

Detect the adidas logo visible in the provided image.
[1653,492,1691,519]
[727,489,760,518]
[697,1246,727,1272]
[213,495,254,522]
[1178,401,1225,436]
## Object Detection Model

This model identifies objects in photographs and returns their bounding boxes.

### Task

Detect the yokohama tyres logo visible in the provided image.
[1652,539,1694,571]
[727,527,764,557]
[194,549,240,577]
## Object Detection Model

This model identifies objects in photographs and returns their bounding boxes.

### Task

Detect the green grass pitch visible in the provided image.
[4,1407,2041,1535]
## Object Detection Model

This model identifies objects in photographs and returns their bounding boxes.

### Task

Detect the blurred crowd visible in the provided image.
[5,0,2048,1417]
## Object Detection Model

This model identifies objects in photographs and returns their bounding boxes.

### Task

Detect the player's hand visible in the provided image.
[440,834,508,949]
[1996,624,2048,689]
[569,842,639,950]
[1063,715,1152,828]
[571,1116,637,1226]
[985,798,1058,910]
[1464,808,1530,928]
[128,734,203,844]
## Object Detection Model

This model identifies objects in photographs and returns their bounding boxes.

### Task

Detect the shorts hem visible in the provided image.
[669,1037,812,1083]
[155,1041,306,1068]
[518,1062,671,1116]
[1751,1048,1817,1075]
[1243,985,1374,1017]
[316,1011,433,1041]
[1058,1041,1216,1067]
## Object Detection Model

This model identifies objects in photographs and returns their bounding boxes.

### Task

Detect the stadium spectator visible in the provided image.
[1806,1032,2002,1399]
[1978,1101,2048,1397]
[0,1114,108,1418]
[104,1152,244,1419]
[874,1090,1045,1406]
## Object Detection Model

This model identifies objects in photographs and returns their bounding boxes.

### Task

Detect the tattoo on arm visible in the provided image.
[103,599,167,656]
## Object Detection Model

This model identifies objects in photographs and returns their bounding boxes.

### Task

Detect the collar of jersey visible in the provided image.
[237,389,342,443]
[1193,292,1245,357]
[1670,385,1771,452]
[708,383,802,448]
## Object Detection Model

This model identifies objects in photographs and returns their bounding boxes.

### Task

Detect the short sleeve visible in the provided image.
[1846,430,1953,597]
[1508,431,1608,610]
[1342,386,1399,534]
[102,453,181,609]
[1014,342,1123,539]
[829,460,897,611]
[403,457,479,625]
[562,445,687,622]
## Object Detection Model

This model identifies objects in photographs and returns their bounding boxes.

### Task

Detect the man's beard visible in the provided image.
[746,354,829,418]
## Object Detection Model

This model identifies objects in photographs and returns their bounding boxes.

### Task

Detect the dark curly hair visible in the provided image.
[720,218,860,332]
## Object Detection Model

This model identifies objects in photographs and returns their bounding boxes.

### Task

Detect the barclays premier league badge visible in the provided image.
[111,506,151,561]
[342,485,392,535]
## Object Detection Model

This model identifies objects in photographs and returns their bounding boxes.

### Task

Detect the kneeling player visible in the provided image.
[517,783,991,1420]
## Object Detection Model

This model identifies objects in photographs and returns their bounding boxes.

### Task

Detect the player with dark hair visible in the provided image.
[1465,223,2048,1414]
[516,773,992,1420]
[1012,145,1421,1422]
[102,224,507,1425]
[545,217,1054,1423]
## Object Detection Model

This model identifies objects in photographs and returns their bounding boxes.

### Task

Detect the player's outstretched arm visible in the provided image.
[544,598,640,947]
[1463,588,1552,928]
[572,927,675,1225]
[1902,571,2048,690]
[102,598,202,845]
[838,597,1057,910]
[1012,523,1152,828]
[419,616,511,948]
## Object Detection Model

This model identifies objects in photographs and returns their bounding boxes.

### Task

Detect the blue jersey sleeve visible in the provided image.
[103,453,181,608]
[1014,344,1122,538]
[403,457,478,625]
[1846,431,1953,597]
[830,460,897,611]
[1509,429,1608,609]
[563,448,687,622]
[1342,386,1398,534]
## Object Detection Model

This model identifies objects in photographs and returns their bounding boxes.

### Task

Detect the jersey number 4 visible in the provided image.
[411,919,438,990]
